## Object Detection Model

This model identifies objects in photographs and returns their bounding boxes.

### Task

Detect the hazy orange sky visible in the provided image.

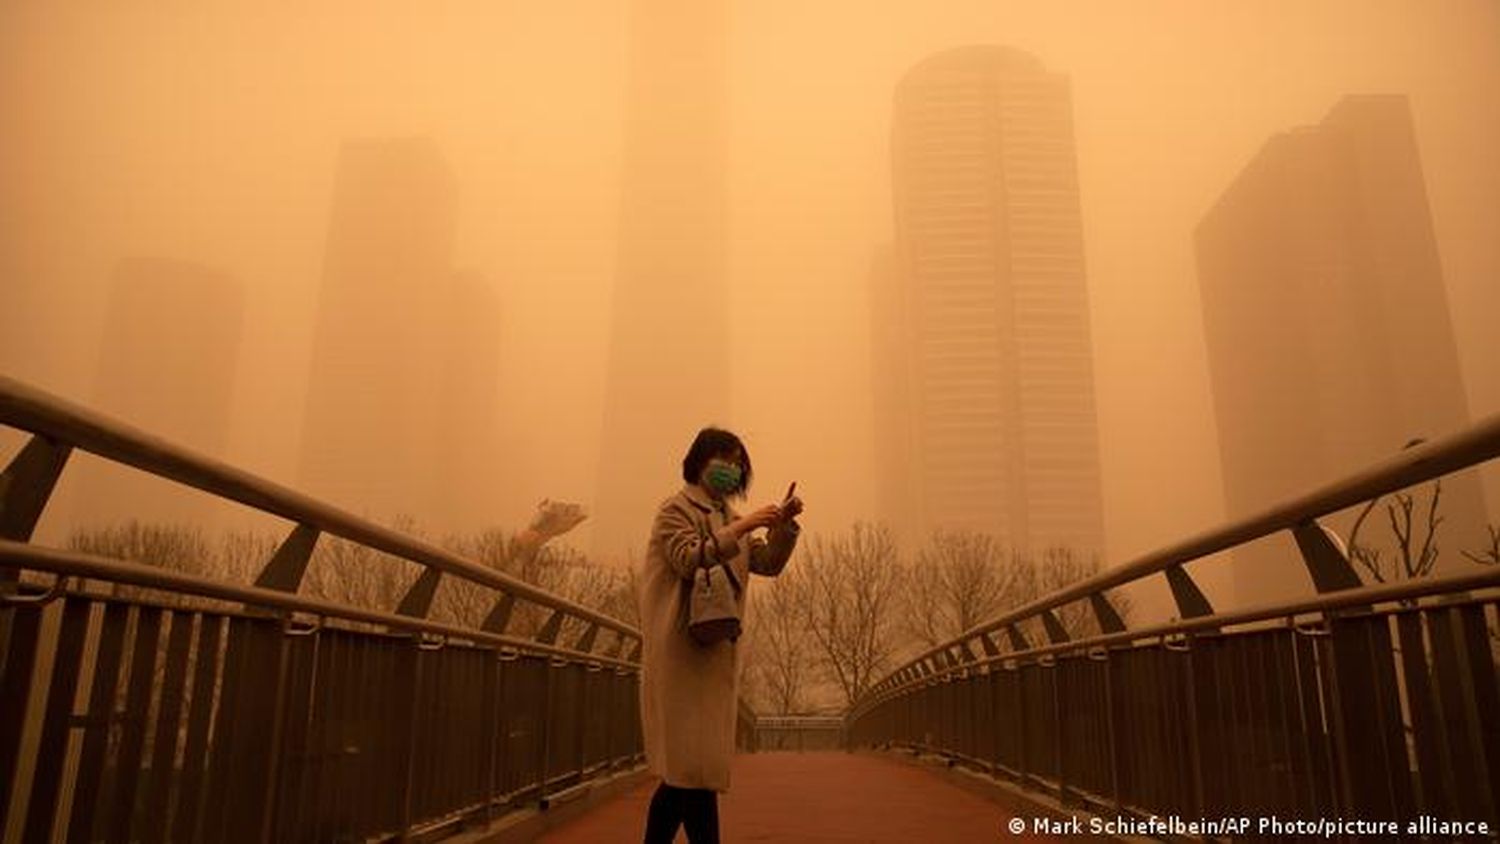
[3,1,1497,615]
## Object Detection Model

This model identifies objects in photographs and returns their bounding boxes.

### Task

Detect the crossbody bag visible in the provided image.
[686,516,743,645]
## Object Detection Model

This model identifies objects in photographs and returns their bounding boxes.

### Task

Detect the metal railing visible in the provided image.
[735,698,760,753]
[0,375,645,843]
[751,715,846,752]
[847,412,1500,829]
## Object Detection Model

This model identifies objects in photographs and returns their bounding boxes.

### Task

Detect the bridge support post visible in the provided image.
[0,435,71,675]
[0,434,71,546]
[1039,611,1070,646]
[1291,520,1363,593]
[1164,564,1214,620]
[253,524,320,594]
[396,568,443,619]
[1088,592,1127,634]
[483,593,516,634]
[535,610,564,646]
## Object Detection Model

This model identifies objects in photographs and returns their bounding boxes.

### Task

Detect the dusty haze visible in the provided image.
[3,1,1498,621]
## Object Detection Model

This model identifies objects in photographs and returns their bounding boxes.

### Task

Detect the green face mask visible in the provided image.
[704,459,743,495]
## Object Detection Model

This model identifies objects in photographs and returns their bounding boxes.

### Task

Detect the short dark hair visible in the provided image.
[681,427,753,496]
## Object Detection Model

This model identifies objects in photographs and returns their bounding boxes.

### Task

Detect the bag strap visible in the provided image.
[696,518,743,596]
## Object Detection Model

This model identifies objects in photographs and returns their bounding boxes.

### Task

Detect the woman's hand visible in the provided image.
[729,504,781,537]
[780,496,804,522]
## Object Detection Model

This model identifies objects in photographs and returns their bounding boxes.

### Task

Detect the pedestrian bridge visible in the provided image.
[2,374,1499,842]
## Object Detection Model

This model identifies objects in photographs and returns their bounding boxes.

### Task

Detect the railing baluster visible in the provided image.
[137,608,194,844]
[1455,603,1500,817]
[1396,611,1446,818]
[110,607,164,837]
[175,615,225,844]
[0,604,43,816]
[397,639,423,836]
[537,657,555,806]
[22,598,90,843]
[273,618,321,843]
[67,601,128,843]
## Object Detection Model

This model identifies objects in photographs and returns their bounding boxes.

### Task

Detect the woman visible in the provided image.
[637,427,803,844]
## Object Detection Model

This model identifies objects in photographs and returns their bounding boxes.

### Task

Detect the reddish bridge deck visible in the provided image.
[541,751,1049,843]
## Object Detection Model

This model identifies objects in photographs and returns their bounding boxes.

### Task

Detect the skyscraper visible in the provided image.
[876,46,1105,556]
[592,0,730,562]
[300,137,458,530]
[70,257,244,530]
[1196,95,1488,605]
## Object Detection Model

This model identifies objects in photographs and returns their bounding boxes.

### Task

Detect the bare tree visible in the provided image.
[69,520,214,578]
[901,530,1022,648]
[435,501,610,637]
[1389,482,1443,580]
[1347,480,1444,584]
[1030,545,1121,640]
[440,526,627,638]
[539,546,635,642]
[62,509,634,647]
[742,524,1129,712]
[303,521,418,614]
[1459,524,1500,647]
[897,531,1122,652]
[1461,523,1500,567]
[66,520,269,609]
[798,522,904,708]
[1346,496,1387,584]
[594,560,641,630]
[439,527,531,630]
[745,565,816,714]
[217,529,279,583]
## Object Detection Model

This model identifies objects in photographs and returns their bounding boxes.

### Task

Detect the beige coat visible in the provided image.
[637,483,799,791]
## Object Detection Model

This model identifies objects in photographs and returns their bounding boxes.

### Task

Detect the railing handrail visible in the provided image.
[854,565,1500,712]
[0,539,639,669]
[0,373,638,640]
[859,409,1500,704]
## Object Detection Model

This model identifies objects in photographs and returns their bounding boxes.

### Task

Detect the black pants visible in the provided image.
[643,781,720,844]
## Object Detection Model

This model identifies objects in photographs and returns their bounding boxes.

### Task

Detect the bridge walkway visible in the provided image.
[541,751,1050,843]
